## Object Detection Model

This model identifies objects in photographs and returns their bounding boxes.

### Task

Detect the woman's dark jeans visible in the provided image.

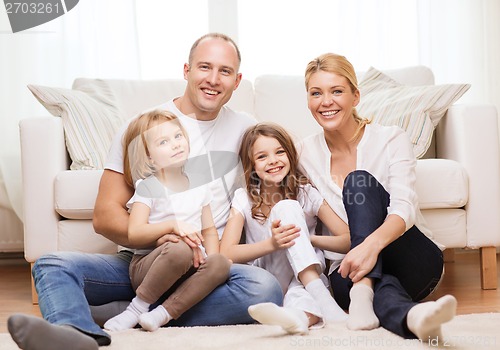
[330,170,444,339]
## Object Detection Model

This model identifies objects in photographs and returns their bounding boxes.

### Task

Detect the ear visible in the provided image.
[183,63,190,80]
[353,89,361,107]
[233,72,243,91]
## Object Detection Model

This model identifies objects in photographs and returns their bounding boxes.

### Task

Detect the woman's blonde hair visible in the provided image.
[123,110,188,188]
[239,122,309,223]
[305,53,370,141]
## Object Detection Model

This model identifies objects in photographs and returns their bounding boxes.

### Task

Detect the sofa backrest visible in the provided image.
[253,66,436,141]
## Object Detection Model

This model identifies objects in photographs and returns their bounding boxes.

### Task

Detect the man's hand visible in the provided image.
[270,219,300,250]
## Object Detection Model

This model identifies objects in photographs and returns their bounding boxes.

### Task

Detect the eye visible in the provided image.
[199,64,210,70]
[309,91,320,97]
[256,154,266,160]
[159,139,168,146]
[221,68,232,76]
[333,90,343,96]
[277,149,286,155]
[175,133,183,139]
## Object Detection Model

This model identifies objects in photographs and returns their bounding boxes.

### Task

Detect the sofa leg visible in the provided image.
[480,247,498,290]
[31,263,39,305]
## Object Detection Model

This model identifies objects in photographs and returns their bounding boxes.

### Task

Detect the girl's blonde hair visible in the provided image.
[123,110,188,188]
[239,122,309,223]
[305,53,370,141]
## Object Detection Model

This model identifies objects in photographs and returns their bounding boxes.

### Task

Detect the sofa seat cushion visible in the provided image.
[54,159,467,220]
[421,208,467,248]
[55,170,103,220]
[416,159,468,209]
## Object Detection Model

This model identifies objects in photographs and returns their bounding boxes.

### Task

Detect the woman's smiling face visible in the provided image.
[306,70,360,132]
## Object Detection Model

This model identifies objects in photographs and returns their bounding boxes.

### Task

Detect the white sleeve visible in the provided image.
[300,184,324,217]
[386,128,418,230]
[104,122,129,173]
[231,188,249,217]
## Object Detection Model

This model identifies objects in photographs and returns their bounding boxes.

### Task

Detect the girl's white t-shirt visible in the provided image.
[105,99,256,236]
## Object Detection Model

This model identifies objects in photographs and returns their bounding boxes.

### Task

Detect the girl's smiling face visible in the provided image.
[252,135,290,187]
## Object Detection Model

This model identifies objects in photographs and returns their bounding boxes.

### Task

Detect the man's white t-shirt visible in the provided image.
[105,99,256,237]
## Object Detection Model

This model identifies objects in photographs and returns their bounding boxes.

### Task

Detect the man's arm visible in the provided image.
[93,169,134,246]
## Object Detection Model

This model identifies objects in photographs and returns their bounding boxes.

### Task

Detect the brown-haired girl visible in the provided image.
[220,122,350,334]
[104,109,230,332]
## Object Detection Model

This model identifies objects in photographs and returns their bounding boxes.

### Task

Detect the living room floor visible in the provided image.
[0,250,499,334]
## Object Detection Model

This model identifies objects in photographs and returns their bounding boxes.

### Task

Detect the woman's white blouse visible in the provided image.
[298,123,438,246]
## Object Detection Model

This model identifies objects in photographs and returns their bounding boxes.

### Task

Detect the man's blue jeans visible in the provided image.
[329,170,444,339]
[33,251,283,345]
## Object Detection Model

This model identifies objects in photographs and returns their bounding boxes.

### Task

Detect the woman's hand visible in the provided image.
[338,240,379,283]
[270,219,301,250]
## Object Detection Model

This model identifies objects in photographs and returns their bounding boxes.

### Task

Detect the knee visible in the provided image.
[342,170,386,206]
[159,241,193,268]
[32,252,76,277]
[204,254,231,282]
[272,199,301,213]
[246,266,283,305]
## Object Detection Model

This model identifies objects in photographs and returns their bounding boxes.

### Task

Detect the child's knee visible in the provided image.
[205,254,231,282]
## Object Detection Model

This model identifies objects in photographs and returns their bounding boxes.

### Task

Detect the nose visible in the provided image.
[206,70,219,85]
[321,93,334,106]
[268,154,278,164]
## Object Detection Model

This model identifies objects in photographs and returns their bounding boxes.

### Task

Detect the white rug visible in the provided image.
[1,313,499,350]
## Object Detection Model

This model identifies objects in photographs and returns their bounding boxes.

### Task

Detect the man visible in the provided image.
[8,33,283,350]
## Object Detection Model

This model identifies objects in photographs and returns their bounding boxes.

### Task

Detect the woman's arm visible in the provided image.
[220,209,276,263]
[338,213,406,283]
[311,201,351,254]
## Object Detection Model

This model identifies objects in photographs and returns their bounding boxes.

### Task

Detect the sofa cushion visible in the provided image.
[416,159,468,209]
[357,67,470,158]
[28,82,125,170]
[54,170,103,220]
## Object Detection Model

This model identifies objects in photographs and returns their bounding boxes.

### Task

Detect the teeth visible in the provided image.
[321,110,338,116]
[203,89,218,95]
[267,167,282,173]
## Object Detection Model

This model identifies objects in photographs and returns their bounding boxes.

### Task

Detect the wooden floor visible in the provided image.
[0,250,499,334]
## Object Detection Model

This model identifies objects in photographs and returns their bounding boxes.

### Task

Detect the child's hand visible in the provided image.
[270,219,300,250]
[173,221,204,246]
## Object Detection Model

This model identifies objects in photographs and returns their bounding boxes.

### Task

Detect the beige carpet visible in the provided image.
[1,313,499,350]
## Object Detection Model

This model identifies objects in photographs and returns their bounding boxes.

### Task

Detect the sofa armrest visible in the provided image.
[20,117,69,262]
[436,104,500,247]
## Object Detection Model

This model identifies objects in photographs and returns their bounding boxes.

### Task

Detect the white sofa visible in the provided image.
[20,66,500,303]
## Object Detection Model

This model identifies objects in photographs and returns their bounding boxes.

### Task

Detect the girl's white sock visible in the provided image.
[305,279,347,322]
[139,305,172,332]
[248,303,309,334]
[103,296,149,331]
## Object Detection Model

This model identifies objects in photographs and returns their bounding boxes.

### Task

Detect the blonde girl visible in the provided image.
[220,122,350,334]
[104,110,230,332]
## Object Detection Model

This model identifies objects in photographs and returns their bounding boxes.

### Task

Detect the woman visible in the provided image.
[294,53,456,341]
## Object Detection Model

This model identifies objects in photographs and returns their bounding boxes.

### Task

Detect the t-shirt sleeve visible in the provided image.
[231,188,249,218]
[126,179,154,211]
[104,122,129,173]
[300,184,325,217]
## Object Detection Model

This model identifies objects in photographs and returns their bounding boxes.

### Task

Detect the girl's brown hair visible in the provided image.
[239,122,309,223]
[305,53,370,141]
[123,110,188,188]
